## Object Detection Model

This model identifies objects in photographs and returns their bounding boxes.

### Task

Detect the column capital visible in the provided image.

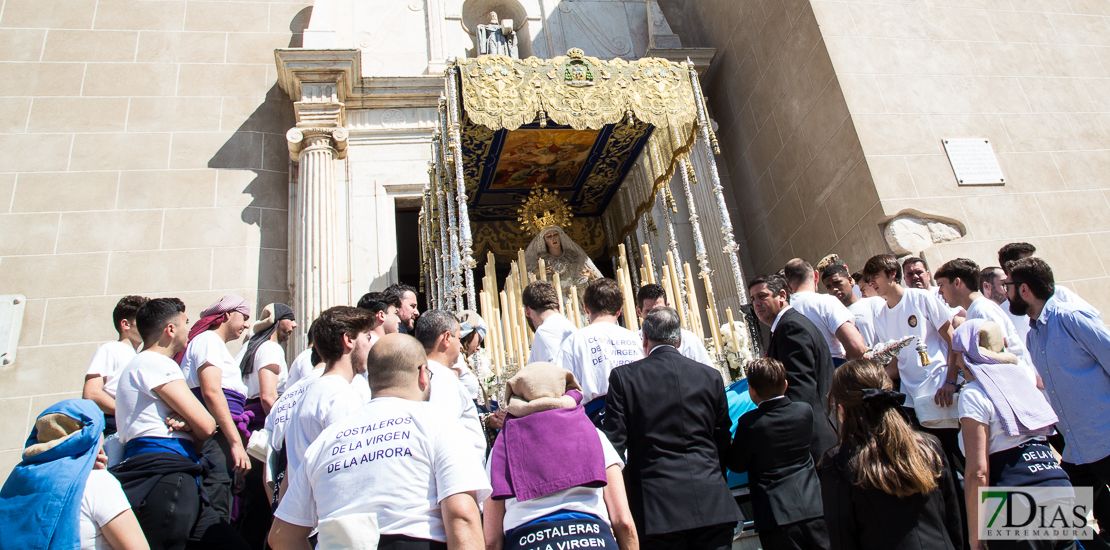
[287,127,349,161]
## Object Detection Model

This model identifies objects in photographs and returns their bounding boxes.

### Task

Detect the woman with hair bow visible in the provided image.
[819,359,964,550]
[952,319,1074,550]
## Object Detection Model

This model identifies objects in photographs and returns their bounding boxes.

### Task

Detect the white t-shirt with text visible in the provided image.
[243,340,289,399]
[85,341,138,399]
[285,374,373,477]
[872,288,953,408]
[267,368,325,451]
[490,427,623,531]
[528,313,578,364]
[114,351,192,444]
[180,330,249,396]
[275,397,492,541]
[79,469,133,550]
[555,321,643,404]
[789,291,855,359]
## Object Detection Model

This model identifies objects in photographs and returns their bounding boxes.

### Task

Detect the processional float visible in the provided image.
[419,49,761,401]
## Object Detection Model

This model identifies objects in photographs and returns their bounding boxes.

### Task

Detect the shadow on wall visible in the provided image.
[206,7,312,313]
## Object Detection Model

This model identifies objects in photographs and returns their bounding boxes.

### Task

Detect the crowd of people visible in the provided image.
[1,242,1109,550]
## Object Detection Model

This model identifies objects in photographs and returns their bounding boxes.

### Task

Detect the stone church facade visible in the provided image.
[1,0,1108,474]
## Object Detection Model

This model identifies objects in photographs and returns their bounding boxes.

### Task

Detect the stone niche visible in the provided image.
[882,210,965,257]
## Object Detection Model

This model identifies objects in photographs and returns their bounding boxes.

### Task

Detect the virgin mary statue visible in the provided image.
[524,226,602,295]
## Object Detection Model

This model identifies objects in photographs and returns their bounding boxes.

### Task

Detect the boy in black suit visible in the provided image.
[729,358,829,550]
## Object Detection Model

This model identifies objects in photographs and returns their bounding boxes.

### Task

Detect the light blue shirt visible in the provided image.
[1026,294,1110,465]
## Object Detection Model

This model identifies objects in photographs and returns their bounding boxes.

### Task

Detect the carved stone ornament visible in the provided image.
[883,211,965,256]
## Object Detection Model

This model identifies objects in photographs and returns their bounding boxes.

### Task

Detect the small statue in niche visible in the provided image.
[476,10,518,58]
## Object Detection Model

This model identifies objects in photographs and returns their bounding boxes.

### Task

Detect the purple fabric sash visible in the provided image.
[191,387,254,444]
[489,403,607,502]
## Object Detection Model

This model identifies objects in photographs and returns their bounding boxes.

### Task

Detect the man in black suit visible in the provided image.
[602,307,741,550]
[729,357,829,550]
[749,274,836,461]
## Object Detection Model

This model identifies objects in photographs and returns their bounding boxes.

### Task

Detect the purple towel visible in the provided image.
[952,319,1057,437]
[191,387,254,443]
[489,403,607,502]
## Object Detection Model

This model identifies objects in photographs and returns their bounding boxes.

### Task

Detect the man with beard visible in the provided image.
[1010,256,1110,549]
[384,284,420,335]
[979,267,1007,306]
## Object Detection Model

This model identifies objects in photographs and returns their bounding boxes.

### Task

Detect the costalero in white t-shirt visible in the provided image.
[847,297,882,348]
[872,288,953,409]
[286,348,317,389]
[678,328,713,367]
[267,368,325,451]
[555,321,643,404]
[528,313,578,364]
[85,341,138,399]
[428,360,486,461]
[241,340,289,399]
[114,350,193,444]
[957,379,1042,456]
[487,427,623,532]
[275,397,491,542]
[284,374,372,478]
[79,469,133,550]
[789,291,855,359]
[180,330,248,396]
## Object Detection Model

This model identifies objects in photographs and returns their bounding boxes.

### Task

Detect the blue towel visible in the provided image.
[725,378,757,489]
[0,399,105,550]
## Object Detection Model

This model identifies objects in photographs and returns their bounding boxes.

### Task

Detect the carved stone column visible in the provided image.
[287,125,349,352]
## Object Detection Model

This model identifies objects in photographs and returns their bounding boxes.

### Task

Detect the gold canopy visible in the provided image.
[456,49,702,253]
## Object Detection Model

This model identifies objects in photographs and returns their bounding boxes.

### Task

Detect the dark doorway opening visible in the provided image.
[394,208,425,310]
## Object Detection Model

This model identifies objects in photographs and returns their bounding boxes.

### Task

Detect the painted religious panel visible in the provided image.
[490,128,599,190]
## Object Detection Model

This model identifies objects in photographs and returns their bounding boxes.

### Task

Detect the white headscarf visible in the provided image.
[524,226,596,288]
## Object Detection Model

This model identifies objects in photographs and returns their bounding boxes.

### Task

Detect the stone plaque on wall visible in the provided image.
[0,295,26,368]
[943,138,1005,186]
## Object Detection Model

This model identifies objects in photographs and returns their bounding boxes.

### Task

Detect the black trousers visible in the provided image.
[639,521,735,550]
[200,432,234,522]
[758,518,830,550]
[233,457,272,550]
[133,471,249,550]
[377,534,448,550]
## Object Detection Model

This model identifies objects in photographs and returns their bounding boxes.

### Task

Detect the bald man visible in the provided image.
[270,334,489,550]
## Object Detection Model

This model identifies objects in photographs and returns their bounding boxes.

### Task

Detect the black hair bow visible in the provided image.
[860,388,906,409]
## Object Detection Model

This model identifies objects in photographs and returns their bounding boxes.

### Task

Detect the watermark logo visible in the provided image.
[979,487,1093,540]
